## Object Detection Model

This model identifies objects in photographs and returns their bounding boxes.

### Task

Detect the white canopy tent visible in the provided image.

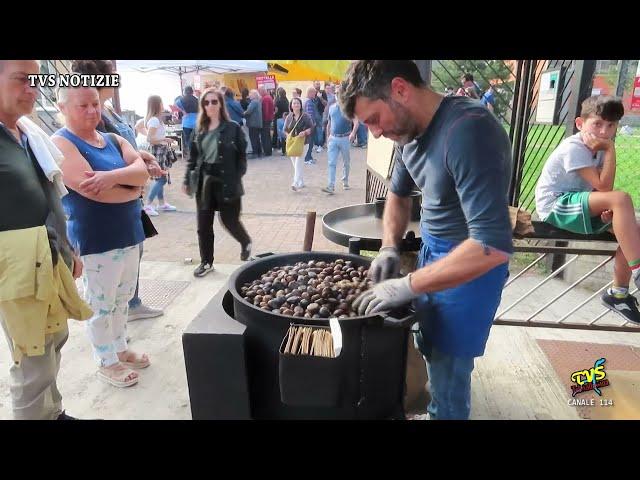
[114,60,268,116]
[116,60,268,86]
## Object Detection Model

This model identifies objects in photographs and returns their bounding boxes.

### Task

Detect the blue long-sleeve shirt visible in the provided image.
[226,97,245,125]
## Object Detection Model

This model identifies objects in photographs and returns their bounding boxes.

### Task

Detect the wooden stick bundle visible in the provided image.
[283,325,335,358]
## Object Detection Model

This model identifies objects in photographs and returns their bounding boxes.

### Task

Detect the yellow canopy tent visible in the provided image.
[268,60,352,83]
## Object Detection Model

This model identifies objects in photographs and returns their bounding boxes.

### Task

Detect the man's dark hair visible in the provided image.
[580,95,624,122]
[71,60,113,77]
[337,60,426,119]
[295,88,302,96]
[463,73,474,82]
[184,85,194,95]
[224,88,235,98]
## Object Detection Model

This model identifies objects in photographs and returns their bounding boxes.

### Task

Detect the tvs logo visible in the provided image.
[570,358,610,397]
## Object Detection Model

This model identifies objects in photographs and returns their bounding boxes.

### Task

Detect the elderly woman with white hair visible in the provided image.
[242,89,263,158]
[52,86,151,388]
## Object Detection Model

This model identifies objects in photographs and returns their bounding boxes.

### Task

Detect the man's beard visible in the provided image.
[387,99,421,146]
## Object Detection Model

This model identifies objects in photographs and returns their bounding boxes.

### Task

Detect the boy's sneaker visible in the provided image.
[633,269,640,291]
[601,291,640,324]
[194,262,214,277]
[343,183,351,190]
[321,186,335,195]
[143,205,159,216]
[315,146,323,153]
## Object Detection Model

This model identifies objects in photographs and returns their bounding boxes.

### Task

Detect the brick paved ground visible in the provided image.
[142,145,369,264]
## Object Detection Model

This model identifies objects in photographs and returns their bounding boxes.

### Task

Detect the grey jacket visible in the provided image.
[244,98,263,128]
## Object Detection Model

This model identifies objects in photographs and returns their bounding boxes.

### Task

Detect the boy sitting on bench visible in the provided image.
[535,95,640,324]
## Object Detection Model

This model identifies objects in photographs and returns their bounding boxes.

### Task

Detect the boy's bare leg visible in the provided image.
[613,247,632,288]
[589,191,640,263]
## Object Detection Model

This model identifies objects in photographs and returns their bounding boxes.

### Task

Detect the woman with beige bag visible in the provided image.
[283,97,313,192]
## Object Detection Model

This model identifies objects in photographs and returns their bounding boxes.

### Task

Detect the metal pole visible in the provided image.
[348,237,362,255]
[303,211,316,251]
[111,59,122,114]
[509,60,535,207]
[615,60,630,98]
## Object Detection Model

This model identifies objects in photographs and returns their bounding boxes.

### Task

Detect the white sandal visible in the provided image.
[97,365,139,388]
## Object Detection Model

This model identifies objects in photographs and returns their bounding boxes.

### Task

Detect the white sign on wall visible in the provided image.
[536,69,562,124]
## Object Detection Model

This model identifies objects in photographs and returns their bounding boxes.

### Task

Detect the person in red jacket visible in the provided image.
[259,87,274,156]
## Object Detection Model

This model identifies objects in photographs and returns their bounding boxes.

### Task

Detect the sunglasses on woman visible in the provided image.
[203,99,219,106]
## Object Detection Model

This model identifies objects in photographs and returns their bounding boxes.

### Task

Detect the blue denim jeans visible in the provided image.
[128,242,144,309]
[327,136,351,189]
[414,334,475,420]
[304,131,314,161]
[413,233,509,419]
[182,127,193,158]
[147,175,167,203]
[315,120,325,147]
[357,123,368,146]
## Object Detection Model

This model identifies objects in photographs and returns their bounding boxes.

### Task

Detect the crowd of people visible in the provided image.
[444,73,497,112]
[0,59,369,418]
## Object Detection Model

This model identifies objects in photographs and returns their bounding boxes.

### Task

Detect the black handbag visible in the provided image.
[141,208,158,238]
[165,146,178,168]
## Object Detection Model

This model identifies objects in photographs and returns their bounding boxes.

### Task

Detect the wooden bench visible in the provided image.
[513,221,617,257]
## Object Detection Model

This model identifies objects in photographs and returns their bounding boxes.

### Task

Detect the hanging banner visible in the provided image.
[631,62,640,111]
[256,74,276,91]
[631,76,640,111]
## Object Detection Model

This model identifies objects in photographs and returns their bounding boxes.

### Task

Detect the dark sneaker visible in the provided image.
[194,262,214,277]
[241,243,252,261]
[56,411,78,420]
[601,292,640,324]
[321,187,335,195]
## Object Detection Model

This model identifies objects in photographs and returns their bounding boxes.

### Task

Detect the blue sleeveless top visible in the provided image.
[56,128,144,256]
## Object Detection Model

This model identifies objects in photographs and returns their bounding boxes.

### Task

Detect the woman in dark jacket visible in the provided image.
[182,88,252,277]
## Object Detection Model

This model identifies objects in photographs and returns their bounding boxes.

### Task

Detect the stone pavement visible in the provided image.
[142,145,370,265]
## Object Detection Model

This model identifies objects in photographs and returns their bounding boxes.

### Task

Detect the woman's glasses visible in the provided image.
[204,99,219,106]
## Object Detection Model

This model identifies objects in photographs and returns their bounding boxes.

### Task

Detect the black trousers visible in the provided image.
[197,196,251,264]
[272,118,279,147]
[260,125,272,156]
[249,127,262,156]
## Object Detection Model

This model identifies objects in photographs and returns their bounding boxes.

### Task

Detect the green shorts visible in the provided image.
[543,191,612,235]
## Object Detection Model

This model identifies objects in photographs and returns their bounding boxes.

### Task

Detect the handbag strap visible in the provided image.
[289,114,304,135]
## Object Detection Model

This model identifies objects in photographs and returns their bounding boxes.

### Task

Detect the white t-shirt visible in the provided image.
[146,116,166,142]
[535,133,604,219]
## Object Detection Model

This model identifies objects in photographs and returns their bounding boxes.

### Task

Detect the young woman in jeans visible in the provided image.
[182,88,252,277]
[284,97,313,191]
[144,95,177,216]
